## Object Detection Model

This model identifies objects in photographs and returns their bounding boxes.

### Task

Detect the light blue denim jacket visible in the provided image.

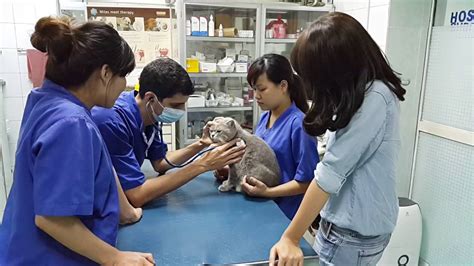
[315,80,400,236]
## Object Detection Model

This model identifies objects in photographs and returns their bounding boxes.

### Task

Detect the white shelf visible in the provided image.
[265,38,298,44]
[187,106,253,112]
[186,36,255,43]
[189,73,247,78]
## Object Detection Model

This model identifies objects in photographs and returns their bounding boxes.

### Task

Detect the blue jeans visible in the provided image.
[314,219,391,266]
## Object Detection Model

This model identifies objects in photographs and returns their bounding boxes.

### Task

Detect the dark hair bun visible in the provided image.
[30,17,73,63]
[31,16,135,88]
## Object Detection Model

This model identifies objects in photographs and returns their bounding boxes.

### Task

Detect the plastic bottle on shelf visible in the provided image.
[243,86,249,104]
[193,122,200,139]
[191,16,199,36]
[199,17,208,37]
[218,24,224,37]
[187,121,193,139]
[208,15,215,37]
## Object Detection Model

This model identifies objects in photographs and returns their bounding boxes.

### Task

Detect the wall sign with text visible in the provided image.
[87,6,178,67]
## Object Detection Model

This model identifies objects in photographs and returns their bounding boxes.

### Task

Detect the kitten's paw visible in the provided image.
[236,139,246,147]
[235,184,242,193]
[218,184,232,192]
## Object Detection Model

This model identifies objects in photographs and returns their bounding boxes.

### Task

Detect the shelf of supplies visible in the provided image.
[187,106,253,112]
[264,3,334,12]
[189,73,247,78]
[186,36,255,43]
[265,38,298,44]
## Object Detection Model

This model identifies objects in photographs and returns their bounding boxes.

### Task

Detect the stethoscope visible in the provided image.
[142,121,215,169]
[143,99,165,159]
[165,147,216,168]
[142,122,163,158]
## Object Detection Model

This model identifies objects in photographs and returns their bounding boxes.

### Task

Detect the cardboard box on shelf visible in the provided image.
[200,62,217,73]
[237,30,254,38]
[286,17,298,34]
[188,95,206,108]
[216,13,233,28]
[235,62,248,73]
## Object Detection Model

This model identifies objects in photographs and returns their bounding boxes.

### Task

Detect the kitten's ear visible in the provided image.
[226,119,235,128]
[205,121,215,128]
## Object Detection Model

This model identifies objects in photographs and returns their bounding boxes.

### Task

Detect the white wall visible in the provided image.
[385,0,432,197]
[0,0,58,220]
[335,0,390,51]
[336,0,431,198]
[409,1,474,264]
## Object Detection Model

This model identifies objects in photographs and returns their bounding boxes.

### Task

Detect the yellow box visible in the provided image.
[186,58,199,73]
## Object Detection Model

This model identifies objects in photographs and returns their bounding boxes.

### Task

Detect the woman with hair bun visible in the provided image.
[0,17,155,265]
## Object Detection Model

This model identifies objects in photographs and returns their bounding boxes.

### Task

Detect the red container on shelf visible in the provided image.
[266,15,287,39]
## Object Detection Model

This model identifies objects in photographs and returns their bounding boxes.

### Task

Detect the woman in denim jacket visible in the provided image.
[270,12,406,266]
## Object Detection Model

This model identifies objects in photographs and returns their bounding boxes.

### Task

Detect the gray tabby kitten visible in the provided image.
[208,117,281,192]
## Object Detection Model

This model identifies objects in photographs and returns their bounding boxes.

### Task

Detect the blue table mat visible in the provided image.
[117,172,317,265]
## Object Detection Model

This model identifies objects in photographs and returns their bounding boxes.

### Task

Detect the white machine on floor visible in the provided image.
[378,198,422,266]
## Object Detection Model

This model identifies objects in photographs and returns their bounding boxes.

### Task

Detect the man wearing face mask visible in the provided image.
[92,58,245,207]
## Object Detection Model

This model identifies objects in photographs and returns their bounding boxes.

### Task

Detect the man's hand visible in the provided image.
[196,139,245,171]
[199,122,214,146]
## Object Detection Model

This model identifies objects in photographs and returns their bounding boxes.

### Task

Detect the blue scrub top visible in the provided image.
[0,80,119,265]
[91,91,167,191]
[255,102,319,220]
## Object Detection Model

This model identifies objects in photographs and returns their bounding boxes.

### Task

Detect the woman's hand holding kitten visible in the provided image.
[241,176,270,197]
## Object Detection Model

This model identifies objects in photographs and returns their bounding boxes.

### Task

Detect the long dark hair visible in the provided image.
[291,12,406,136]
[247,54,309,113]
[31,17,135,88]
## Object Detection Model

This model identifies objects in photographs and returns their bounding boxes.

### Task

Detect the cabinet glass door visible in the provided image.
[179,2,260,147]
[263,5,331,58]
